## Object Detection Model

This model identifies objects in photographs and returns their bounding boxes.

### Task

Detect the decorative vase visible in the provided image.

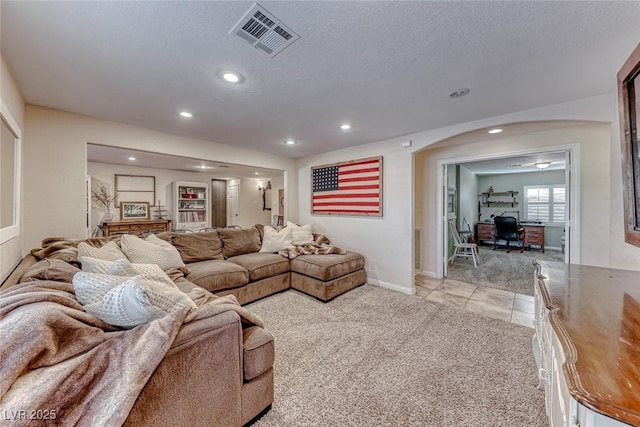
[101,210,113,223]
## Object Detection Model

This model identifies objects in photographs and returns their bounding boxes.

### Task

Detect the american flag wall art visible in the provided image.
[311,156,382,216]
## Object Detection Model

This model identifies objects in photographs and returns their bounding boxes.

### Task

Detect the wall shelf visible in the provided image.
[480,190,519,207]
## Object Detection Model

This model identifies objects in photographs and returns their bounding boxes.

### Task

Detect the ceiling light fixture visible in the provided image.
[128,157,136,161]
[488,128,503,134]
[535,162,551,169]
[340,124,351,130]
[254,172,260,175]
[223,72,241,83]
[284,139,298,145]
[449,88,470,98]
[180,112,193,118]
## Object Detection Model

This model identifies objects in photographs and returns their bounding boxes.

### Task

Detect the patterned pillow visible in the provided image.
[80,257,175,286]
[72,272,196,328]
[78,241,126,261]
[260,226,293,253]
[120,234,185,271]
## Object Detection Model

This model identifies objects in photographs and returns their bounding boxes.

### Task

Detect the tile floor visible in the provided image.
[414,274,534,328]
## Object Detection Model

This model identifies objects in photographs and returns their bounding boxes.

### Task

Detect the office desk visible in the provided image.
[475,222,545,252]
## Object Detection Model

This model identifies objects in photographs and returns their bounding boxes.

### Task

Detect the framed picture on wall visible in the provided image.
[120,201,150,220]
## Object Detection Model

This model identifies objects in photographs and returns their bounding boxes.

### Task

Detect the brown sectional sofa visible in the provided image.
[0,225,366,426]
[158,226,366,304]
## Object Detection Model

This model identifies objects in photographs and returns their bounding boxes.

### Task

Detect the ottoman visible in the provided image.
[290,251,366,301]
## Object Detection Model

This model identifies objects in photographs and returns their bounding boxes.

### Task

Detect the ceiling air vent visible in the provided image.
[230,3,300,58]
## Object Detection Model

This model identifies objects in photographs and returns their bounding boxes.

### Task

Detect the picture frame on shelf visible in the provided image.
[120,201,150,220]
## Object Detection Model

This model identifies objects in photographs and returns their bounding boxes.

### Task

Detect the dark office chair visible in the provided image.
[493,216,524,253]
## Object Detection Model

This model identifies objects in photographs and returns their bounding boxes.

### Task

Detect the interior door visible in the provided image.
[227,183,239,226]
[210,179,227,228]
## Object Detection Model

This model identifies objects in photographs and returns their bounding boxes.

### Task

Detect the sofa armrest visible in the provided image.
[1,255,38,291]
[125,310,243,426]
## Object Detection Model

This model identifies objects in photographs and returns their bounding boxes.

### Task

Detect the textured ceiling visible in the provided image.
[2,1,640,159]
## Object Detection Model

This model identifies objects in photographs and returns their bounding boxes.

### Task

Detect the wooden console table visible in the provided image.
[533,261,640,426]
[475,222,545,252]
[102,220,171,237]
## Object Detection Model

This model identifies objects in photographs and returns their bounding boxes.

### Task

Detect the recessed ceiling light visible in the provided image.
[449,88,470,98]
[254,172,260,175]
[223,72,241,83]
[488,128,503,134]
[128,157,136,161]
[535,162,551,169]
[180,112,193,118]
[195,165,213,169]
[340,124,351,130]
[284,139,298,145]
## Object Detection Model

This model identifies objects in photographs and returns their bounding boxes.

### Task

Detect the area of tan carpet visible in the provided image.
[447,246,564,296]
[247,285,548,427]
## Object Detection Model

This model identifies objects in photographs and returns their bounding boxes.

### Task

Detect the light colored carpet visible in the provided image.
[447,246,564,296]
[247,285,548,427]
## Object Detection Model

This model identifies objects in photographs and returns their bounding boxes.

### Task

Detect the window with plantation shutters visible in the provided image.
[524,185,566,225]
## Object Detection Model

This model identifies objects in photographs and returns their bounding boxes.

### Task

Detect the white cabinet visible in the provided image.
[172,181,209,231]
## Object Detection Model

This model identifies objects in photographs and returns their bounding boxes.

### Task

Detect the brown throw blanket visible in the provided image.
[278,242,347,259]
[0,280,262,426]
[29,236,122,266]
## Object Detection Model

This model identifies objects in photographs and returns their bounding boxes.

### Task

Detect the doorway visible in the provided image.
[439,147,577,282]
[227,183,239,226]
[210,179,227,228]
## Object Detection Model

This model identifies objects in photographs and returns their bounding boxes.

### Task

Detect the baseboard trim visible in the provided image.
[419,270,439,278]
[368,279,415,295]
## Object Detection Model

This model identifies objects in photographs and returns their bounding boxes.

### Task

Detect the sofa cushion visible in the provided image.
[185,260,249,293]
[19,258,80,284]
[242,326,275,381]
[121,234,185,271]
[218,227,261,259]
[226,253,290,282]
[169,231,224,263]
[290,251,365,281]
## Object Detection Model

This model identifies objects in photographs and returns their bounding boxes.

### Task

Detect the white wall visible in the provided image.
[239,178,272,228]
[297,142,415,295]
[22,106,297,251]
[0,54,25,281]
[298,94,629,295]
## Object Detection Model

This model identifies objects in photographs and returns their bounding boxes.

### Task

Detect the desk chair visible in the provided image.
[448,220,479,268]
[493,216,524,253]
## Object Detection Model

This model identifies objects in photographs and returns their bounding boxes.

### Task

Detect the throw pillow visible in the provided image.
[259,226,293,253]
[218,227,262,258]
[77,241,126,261]
[73,272,196,329]
[286,221,314,245]
[120,234,185,271]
